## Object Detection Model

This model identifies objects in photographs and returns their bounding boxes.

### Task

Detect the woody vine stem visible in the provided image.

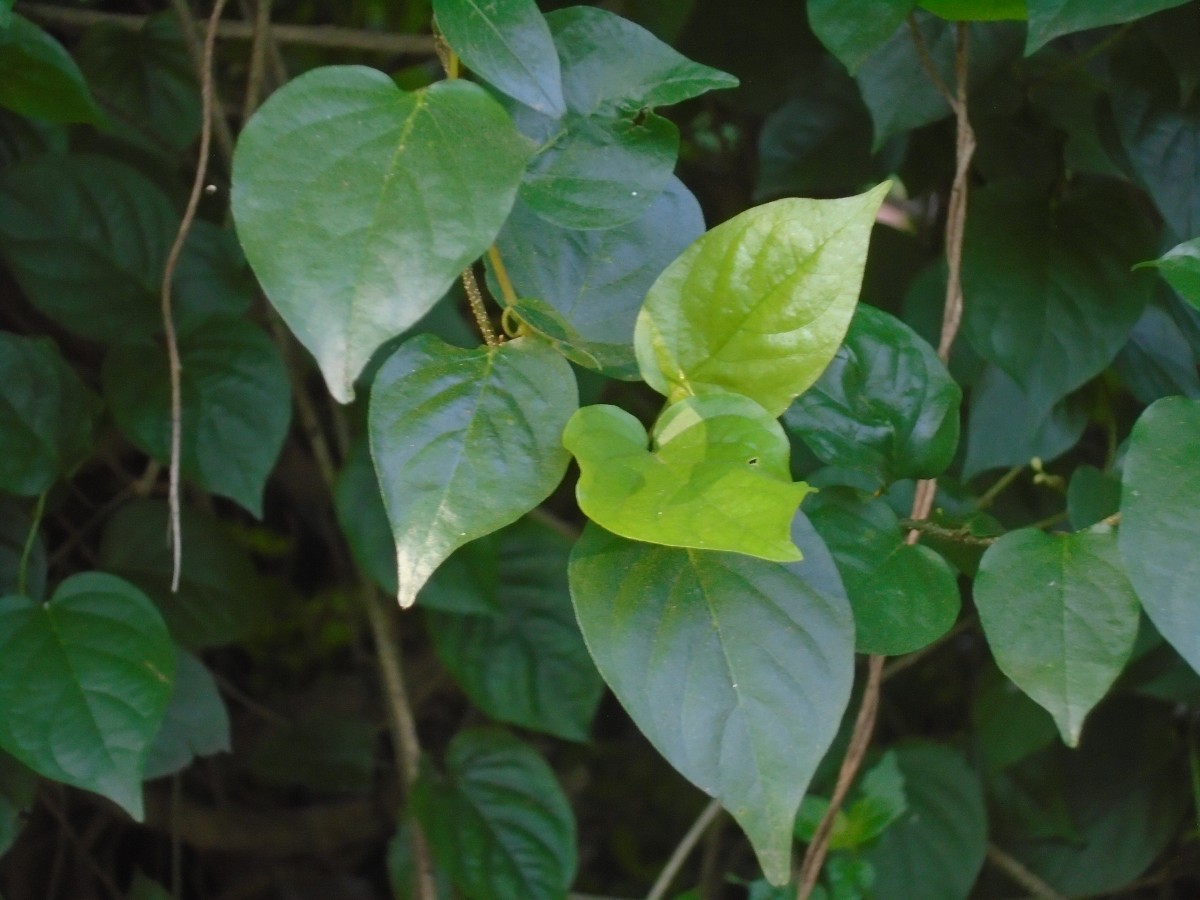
[795,21,975,898]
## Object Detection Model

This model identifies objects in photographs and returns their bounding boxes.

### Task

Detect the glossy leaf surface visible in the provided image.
[807,490,960,655]
[564,395,810,561]
[411,728,577,899]
[0,14,101,123]
[0,333,99,496]
[433,0,564,116]
[103,319,290,517]
[0,573,175,819]
[783,304,961,489]
[232,68,530,402]
[976,529,1140,745]
[423,519,603,741]
[370,335,576,608]
[635,184,888,416]
[569,516,854,885]
[1120,397,1200,673]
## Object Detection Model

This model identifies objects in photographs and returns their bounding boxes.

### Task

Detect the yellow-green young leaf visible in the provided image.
[563,394,810,561]
[634,184,889,417]
[919,0,1026,20]
[0,14,102,124]
[975,529,1140,746]
[369,335,577,609]
[1120,397,1200,674]
[0,573,176,819]
[231,68,531,403]
[569,516,853,885]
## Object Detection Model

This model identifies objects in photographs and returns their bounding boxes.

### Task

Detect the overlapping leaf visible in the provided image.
[0,573,176,819]
[564,394,810,560]
[0,14,101,123]
[635,184,889,417]
[369,335,576,608]
[569,516,854,885]
[807,0,915,74]
[232,68,530,402]
[144,648,230,779]
[1026,0,1189,54]
[976,529,1140,745]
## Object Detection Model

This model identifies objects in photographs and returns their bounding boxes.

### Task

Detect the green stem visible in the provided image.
[976,465,1023,510]
[17,491,47,597]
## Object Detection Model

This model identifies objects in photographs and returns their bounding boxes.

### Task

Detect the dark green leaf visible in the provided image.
[334,440,398,597]
[975,529,1140,745]
[784,305,961,490]
[1066,465,1121,530]
[806,489,960,656]
[856,14,1022,147]
[866,743,987,900]
[1113,301,1200,403]
[1136,236,1200,309]
[0,751,34,858]
[515,6,736,229]
[972,663,1058,773]
[169,221,258,335]
[103,319,290,516]
[98,499,272,649]
[411,728,577,899]
[962,181,1155,415]
[1120,397,1200,674]
[0,573,176,819]
[432,0,564,116]
[635,184,889,416]
[565,395,810,560]
[232,68,531,402]
[0,500,44,602]
[0,107,67,165]
[388,822,455,900]
[0,14,102,124]
[127,872,173,900]
[1026,0,1189,54]
[0,333,100,496]
[962,365,1087,479]
[75,13,200,153]
[807,0,916,74]
[919,0,1027,19]
[569,516,854,885]
[495,176,705,380]
[369,335,576,608]
[247,714,376,794]
[424,518,603,741]
[143,648,230,779]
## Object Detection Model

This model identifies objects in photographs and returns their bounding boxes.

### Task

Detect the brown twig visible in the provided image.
[986,844,1067,900]
[21,2,436,56]
[160,0,230,592]
[796,22,976,899]
[645,798,722,900]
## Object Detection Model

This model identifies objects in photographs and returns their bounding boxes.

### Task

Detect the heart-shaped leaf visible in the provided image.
[976,529,1140,745]
[0,573,176,819]
[569,515,854,885]
[635,184,889,417]
[1119,397,1200,674]
[564,394,810,561]
[369,335,576,608]
[232,68,531,402]
[411,728,577,899]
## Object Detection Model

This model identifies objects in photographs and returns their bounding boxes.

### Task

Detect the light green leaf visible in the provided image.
[784,304,961,490]
[232,68,530,402]
[514,6,737,230]
[1136,237,1200,310]
[103,319,291,517]
[1119,397,1200,674]
[75,13,200,154]
[98,499,273,649]
[975,529,1140,745]
[0,573,176,819]
[866,743,987,900]
[495,176,705,379]
[432,0,564,116]
[0,751,35,858]
[635,184,888,417]
[143,648,230,779]
[411,728,577,899]
[962,180,1155,415]
[423,518,603,741]
[808,0,916,74]
[806,489,960,655]
[369,335,576,608]
[564,395,810,561]
[920,0,1027,20]
[1026,0,1189,54]
[569,516,854,885]
[0,333,100,496]
[0,14,102,123]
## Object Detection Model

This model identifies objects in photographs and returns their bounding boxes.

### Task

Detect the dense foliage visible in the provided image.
[2,0,1200,898]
